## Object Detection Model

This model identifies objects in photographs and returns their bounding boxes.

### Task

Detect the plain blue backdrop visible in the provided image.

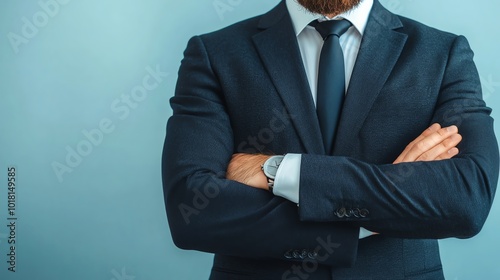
[0,0,499,279]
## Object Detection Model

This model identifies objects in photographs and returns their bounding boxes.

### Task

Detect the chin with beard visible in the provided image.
[297,0,362,16]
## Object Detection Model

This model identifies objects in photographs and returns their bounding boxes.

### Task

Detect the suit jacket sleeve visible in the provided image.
[298,35,499,239]
[162,36,359,267]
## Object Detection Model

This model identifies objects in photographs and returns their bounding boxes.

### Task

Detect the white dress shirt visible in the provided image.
[273,0,374,239]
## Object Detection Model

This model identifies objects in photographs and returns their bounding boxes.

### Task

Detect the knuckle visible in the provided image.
[441,139,452,148]
[418,152,430,161]
[437,128,447,137]
[416,141,427,151]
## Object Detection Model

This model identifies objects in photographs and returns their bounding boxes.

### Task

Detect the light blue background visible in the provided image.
[0,0,499,279]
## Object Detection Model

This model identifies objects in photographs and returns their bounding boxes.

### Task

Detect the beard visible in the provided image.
[297,0,362,16]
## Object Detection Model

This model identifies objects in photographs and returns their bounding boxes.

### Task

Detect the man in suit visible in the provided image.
[162,0,499,279]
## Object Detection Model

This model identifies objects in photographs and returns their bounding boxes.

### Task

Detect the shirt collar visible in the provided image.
[286,0,374,36]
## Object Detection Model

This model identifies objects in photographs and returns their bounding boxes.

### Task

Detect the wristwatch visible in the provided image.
[261,155,285,191]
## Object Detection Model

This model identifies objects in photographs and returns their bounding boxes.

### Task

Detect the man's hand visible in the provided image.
[393,123,462,164]
[227,123,462,189]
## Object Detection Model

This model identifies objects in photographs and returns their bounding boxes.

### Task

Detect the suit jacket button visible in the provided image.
[345,209,353,218]
[335,207,346,218]
[284,250,293,259]
[300,249,308,259]
[308,251,318,259]
[360,209,369,217]
[352,208,360,218]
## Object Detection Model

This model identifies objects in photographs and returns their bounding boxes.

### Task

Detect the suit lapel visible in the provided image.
[252,1,325,155]
[333,0,408,155]
[252,0,408,156]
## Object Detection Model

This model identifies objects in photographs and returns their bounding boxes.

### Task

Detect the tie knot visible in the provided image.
[311,19,352,40]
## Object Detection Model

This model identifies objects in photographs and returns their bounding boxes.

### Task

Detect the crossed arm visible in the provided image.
[227,123,462,191]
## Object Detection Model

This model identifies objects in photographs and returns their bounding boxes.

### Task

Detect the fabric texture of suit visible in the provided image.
[162,0,499,279]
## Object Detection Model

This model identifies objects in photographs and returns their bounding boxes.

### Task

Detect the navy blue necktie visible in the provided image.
[311,19,352,154]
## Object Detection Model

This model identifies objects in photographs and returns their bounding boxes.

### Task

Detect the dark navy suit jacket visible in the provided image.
[162,0,499,279]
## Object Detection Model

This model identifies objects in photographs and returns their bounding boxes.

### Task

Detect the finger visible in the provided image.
[394,123,440,163]
[394,123,441,164]
[416,133,462,161]
[434,147,460,161]
[420,123,442,137]
[396,125,458,163]
[409,125,458,159]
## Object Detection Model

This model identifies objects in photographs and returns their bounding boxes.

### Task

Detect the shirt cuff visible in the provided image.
[359,227,375,239]
[272,153,301,204]
[273,154,374,239]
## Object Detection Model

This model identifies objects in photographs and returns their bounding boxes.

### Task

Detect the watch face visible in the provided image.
[263,156,284,179]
